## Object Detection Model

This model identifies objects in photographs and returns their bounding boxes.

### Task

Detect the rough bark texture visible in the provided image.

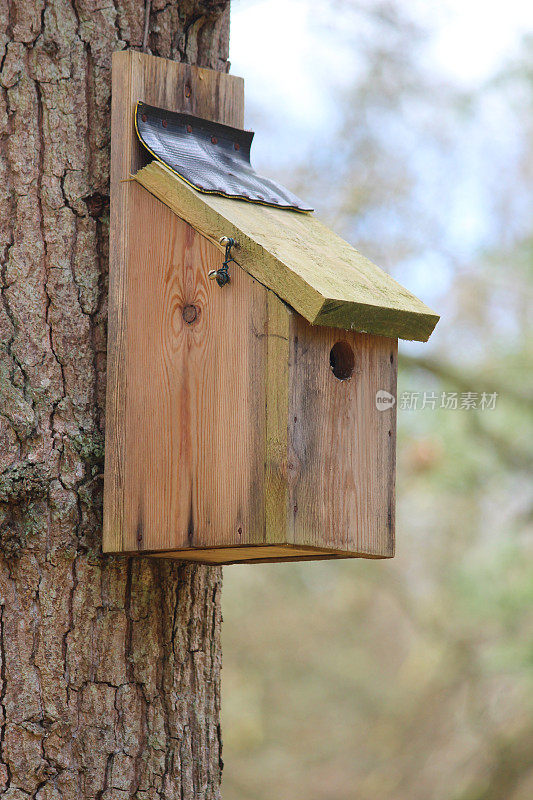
[0,1,229,797]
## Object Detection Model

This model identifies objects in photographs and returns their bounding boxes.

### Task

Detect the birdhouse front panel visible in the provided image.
[287,317,396,559]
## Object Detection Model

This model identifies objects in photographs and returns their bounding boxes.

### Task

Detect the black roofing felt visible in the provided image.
[134,101,313,212]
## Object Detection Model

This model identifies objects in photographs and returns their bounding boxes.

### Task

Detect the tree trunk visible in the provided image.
[0,1,229,797]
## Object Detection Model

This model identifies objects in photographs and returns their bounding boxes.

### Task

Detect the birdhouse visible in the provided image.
[103,52,439,564]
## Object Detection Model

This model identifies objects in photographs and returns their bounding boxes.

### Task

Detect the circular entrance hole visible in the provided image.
[329,341,355,381]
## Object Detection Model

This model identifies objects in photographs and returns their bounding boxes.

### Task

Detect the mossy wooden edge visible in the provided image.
[133,161,440,341]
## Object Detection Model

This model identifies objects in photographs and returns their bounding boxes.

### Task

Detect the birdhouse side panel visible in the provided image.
[103,188,271,553]
[287,319,397,558]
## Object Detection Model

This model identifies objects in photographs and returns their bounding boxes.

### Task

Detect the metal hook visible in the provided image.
[208,236,236,287]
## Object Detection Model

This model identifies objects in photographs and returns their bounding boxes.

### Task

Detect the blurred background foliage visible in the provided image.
[222,2,533,798]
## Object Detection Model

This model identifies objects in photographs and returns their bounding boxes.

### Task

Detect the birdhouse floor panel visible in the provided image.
[146,544,390,565]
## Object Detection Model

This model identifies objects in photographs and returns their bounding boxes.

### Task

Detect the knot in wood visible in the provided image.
[182,304,199,324]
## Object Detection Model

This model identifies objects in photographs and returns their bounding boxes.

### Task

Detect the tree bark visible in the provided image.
[0,1,229,797]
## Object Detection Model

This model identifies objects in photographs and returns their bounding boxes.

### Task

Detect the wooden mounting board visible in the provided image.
[104,52,245,553]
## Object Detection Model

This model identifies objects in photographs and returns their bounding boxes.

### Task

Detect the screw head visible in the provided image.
[219,236,235,248]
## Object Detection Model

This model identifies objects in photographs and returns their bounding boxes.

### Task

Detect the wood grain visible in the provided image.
[264,293,292,544]
[119,192,269,551]
[133,161,439,341]
[288,320,397,558]
[148,545,389,565]
[104,52,245,552]
[105,51,398,563]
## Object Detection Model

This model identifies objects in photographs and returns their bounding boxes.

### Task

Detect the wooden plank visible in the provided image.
[104,52,245,553]
[288,321,397,558]
[264,292,292,544]
[147,544,389,565]
[132,161,439,342]
[117,193,268,552]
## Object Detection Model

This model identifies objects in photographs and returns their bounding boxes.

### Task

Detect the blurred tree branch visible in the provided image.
[453,726,533,800]
[400,353,532,407]
[400,354,533,471]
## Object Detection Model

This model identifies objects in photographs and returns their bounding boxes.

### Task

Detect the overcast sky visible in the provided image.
[228,0,533,349]
[230,0,533,160]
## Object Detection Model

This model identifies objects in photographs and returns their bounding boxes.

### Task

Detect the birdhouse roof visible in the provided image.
[132,160,439,341]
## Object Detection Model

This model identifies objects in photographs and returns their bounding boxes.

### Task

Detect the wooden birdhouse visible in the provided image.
[103,52,439,564]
